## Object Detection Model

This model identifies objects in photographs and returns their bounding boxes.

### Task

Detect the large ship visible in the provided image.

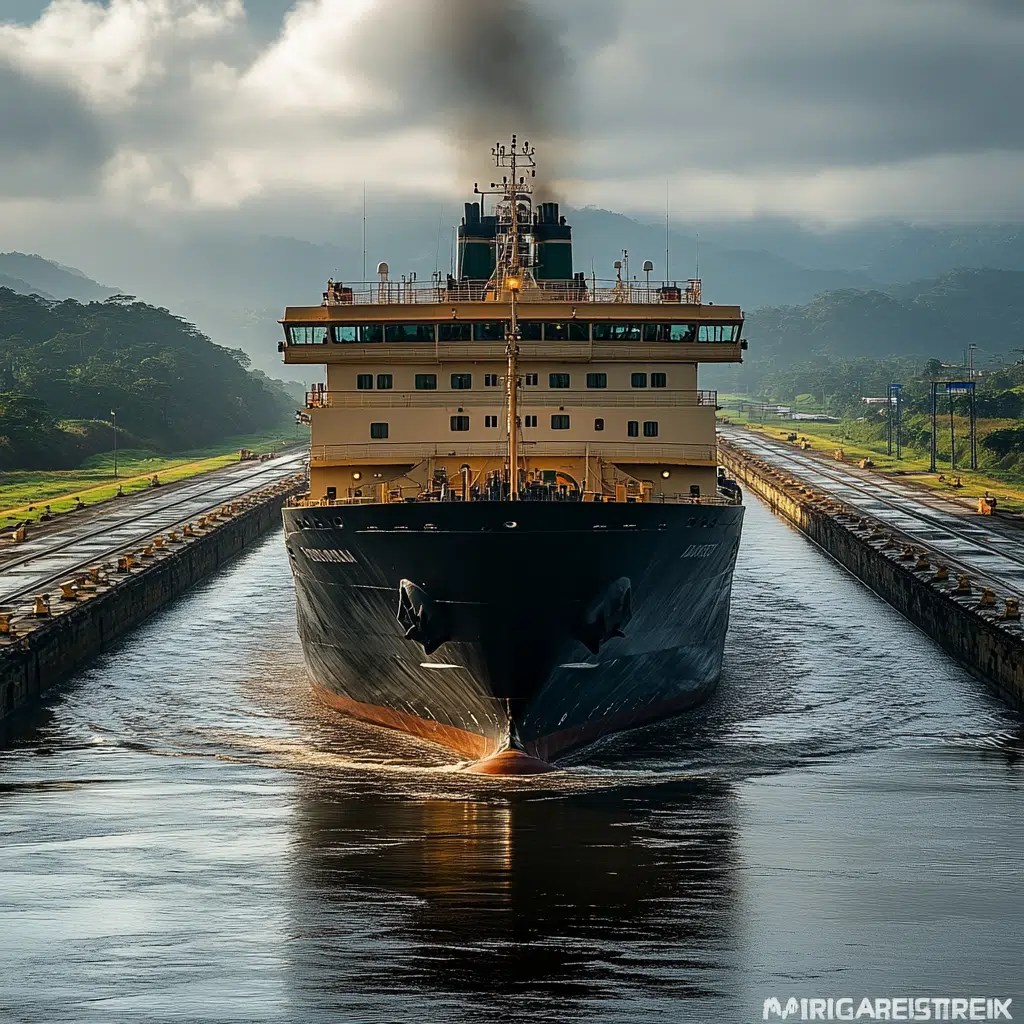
[279,139,746,773]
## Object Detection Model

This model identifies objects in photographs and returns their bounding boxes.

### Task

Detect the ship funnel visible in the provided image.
[376,262,389,279]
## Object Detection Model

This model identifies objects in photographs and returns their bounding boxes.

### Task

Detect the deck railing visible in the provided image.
[321,278,703,306]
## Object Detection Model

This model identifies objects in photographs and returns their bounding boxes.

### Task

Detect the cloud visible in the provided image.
[1,0,1024,225]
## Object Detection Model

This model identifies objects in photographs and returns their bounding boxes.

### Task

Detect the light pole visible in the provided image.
[969,344,977,380]
[111,409,118,479]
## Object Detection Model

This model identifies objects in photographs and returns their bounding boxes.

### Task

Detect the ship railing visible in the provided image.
[305,389,718,409]
[287,491,737,508]
[321,278,703,306]
[308,441,718,463]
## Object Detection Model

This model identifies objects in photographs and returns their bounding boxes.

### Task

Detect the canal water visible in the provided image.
[2,499,1022,1023]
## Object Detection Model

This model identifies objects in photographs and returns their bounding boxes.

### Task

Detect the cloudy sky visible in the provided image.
[3,0,1024,249]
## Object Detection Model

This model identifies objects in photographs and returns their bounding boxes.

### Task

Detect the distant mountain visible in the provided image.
[671,219,1024,284]
[0,252,117,302]
[0,273,55,301]
[704,267,1024,391]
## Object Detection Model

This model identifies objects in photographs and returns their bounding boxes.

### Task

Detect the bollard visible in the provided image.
[977,587,997,609]
[0,611,14,635]
[955,575,972,595]
[88,566,101,584]
[914,554,931,571]
[1000,598,1021,621]
[59,581,78,601]
[32,595,50,617]
[141,544,154,557]
[183,524,195,537]
[899,546,916,561]
[934,564,949,581]
[167,530,180,543]
[153,536,165,549]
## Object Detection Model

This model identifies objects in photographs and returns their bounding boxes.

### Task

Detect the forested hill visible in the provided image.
[740,268,1024,370]
[0,289,296,469]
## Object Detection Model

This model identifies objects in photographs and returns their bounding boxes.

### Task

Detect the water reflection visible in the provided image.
[286,779,738,1019]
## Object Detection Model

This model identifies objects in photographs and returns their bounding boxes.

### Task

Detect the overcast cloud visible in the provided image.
[2,0,1024,234]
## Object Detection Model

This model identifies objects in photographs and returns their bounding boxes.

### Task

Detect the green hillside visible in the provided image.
[0,289,297,470]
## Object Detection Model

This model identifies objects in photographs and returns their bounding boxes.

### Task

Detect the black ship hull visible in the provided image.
[283,500,743,764]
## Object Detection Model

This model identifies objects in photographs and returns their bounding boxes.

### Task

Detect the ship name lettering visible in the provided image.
[302,547,357,564]
[681,543,718,559]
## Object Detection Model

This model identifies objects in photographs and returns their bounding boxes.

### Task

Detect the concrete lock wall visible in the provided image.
[719,440,1024,710]
[0,485,301,722]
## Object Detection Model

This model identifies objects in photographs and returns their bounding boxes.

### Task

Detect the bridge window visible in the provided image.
[376,374,393,390]
[643,421,659,437]
[594,418,604,431]
[288,326,328,345]
[332,325,357,343]
[698,324,738,342]
[438,323,472,342]
[473,322,505,341]
[549,373,570,388]
[450,415,470,431]
[544,322,589,341]
[385,323,435,343]
[525,374,538,386]
[356,374,373,390]
[415,373,437,390]
[485,415,499,428]
[651,372,667,387]
[631,372,648,388]
[627,420,639,437]
[485,373,499,387]
[551,414,570,430]
[586,373,607,389]
[593,323,642,341]
[370,422,388,439]
[451,373,472,390]
[520,322,542,341]
[665,323,697,342]
[524,415,538,427]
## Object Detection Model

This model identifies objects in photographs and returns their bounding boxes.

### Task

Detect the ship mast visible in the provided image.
[477,135,537,500]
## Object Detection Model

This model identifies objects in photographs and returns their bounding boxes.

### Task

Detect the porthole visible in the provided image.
[333,517,344,527]
[504,521,518,529]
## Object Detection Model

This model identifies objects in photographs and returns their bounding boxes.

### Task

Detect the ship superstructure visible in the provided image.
[279,139,746,772]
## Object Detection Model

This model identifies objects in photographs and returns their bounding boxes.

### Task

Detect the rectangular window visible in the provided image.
[451,373,472,389]
[332,325,357,343]
[551,414,570,430]
[669,323,697,342]
[627,420,639,437]
[450,415,470,431]
[333,324,382,343]
[544,322,589,341]
[370,422,389,439]
[524,415,538,427]
[288,326,329,345]
[586,373,607,389]
[525,373,538,386]
[631,372,648,388]
[376,373,393,390]
[594,418,604,431]
[698,324,738,342]
[437,323,472,342]
[484,373,499,387]
[592,323,642,341]
[473,322,505,341]
[549,373,570,389]
[519,322,542,341]
[651,372,667,388]
[643,421,659,437]
[384,323,433,343]
[485,415,499,428]
[356,374,373,390]
[415,373,437,390]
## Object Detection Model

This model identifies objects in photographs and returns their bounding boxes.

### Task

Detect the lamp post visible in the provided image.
[111,409,118,479]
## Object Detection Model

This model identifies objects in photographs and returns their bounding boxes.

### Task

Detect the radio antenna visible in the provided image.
[362,181,367,282]
[665,180,670,280]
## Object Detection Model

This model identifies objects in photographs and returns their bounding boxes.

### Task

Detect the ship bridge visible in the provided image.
[279,141,746,507]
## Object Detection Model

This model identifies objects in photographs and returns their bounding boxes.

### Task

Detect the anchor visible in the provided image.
[396,579,450,655]
[577,576,632,655]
